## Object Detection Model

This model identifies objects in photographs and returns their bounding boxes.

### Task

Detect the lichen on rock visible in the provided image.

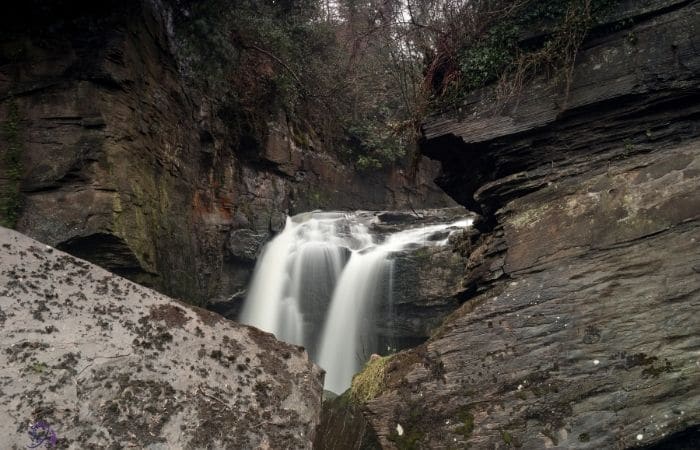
[0,226,323,448]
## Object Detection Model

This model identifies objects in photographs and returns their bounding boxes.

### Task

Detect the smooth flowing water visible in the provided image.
[239,211,471,393]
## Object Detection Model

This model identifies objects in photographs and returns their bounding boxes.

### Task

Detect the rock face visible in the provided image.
[314,394,381,450]
[362,1,700,448]
[0,0,454,307]
[0,226,323,449]
[375,208,475,351]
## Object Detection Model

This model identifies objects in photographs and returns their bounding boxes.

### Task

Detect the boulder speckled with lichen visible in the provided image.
[0,226,323,449]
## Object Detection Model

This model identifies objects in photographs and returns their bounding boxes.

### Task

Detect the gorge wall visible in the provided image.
[359,1,700,448]
[0,0,454,308]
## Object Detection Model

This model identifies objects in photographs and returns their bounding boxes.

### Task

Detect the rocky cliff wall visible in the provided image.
[361,1,700,448]
[0,0,454,307]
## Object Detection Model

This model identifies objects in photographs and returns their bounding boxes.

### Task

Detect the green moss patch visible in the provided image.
[501,429,513,445]
[349,355,391,404]
[456,408,475,440]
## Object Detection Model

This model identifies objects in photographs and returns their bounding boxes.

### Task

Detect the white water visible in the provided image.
[317,249,391,392]
[239,211,471,393]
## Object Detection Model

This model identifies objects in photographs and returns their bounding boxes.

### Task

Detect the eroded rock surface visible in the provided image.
[0,226,323,449]
[361,1,700,448]
[366,143,700,449]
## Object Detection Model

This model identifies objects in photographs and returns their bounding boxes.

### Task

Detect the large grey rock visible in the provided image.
[0,227,323,449]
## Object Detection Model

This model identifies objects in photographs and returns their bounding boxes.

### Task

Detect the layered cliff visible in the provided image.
[360,1,700,448]
[0,0,453,307]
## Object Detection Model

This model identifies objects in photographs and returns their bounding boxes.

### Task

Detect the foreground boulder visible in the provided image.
[0,227,323,449]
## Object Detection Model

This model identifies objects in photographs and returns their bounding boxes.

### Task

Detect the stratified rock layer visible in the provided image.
[362,1,700,448]
[0,0,454,307]
[0,226,323,449]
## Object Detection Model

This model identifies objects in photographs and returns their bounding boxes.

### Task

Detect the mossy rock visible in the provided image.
[350,355,391,404]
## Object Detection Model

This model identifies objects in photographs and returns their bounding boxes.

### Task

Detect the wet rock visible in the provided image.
[227,229,269,262]
[374,206,469,228]
[362,1,700,448]
[361,208,475,350]
[0,227,323,449]
[379,244,467,350]
[314,393,381,450]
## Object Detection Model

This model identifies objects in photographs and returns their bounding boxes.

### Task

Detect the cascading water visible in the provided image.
[239,211,471,393]
[317,248,391,393]
[239,213,350,354]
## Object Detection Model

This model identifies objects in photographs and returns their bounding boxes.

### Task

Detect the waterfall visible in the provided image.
[239,211,471,393]
[317,249,391,393]
[239,214,348,354]
[238,217,297,337]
